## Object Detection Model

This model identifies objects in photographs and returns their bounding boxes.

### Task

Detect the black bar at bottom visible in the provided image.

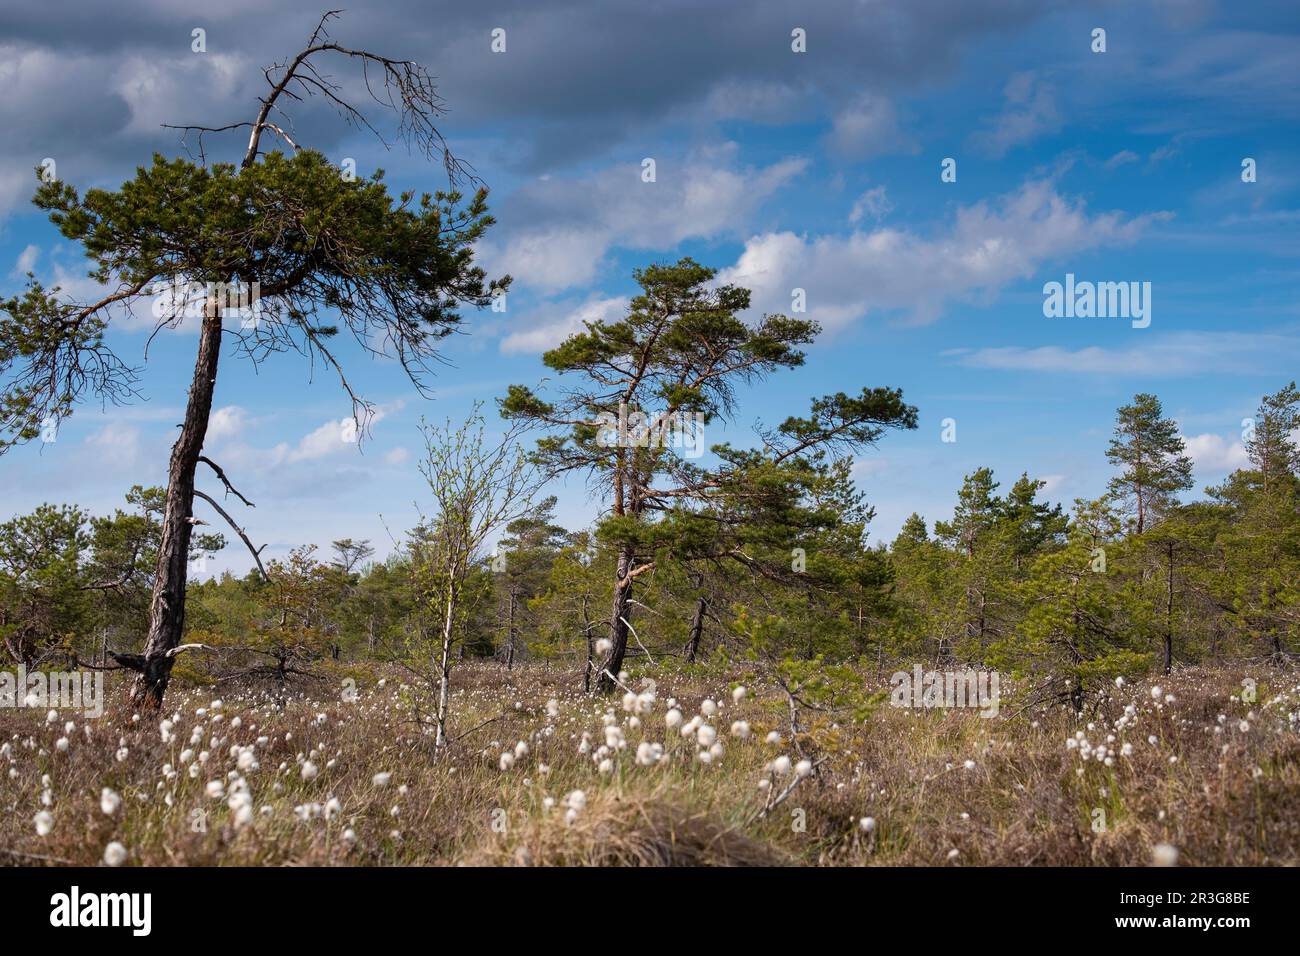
[0,864,1280,942]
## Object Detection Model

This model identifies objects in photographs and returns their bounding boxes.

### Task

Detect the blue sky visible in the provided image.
[2,0,1298,574]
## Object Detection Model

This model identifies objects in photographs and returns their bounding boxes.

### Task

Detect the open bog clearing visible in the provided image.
[3,664,1297,867]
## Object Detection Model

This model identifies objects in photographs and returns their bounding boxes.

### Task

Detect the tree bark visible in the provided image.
[581,594,594,693]
[685,595,707,663]
[596,547,634,693]
[1163,541,1174,675]
[505,587,517,669]
[130,301,223,709]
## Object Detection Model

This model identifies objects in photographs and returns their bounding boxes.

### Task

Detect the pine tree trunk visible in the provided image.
[596,547,633,693]
[685,595,707,662]
[581,594,594,692]
[505,589,516,669]
[1163,541,1174,674]
[130,302,223,709]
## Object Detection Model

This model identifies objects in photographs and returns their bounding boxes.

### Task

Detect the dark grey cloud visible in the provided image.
[0,0,1061,215]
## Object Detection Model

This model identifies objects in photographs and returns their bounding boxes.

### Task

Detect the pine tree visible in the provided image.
[1245,381,1300,494]
[502,257,916,692]
[1106,393,1193,534]
[0,14,506,708]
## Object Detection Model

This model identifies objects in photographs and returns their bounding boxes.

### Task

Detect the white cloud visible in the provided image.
[480,147,807,294]
[12,244,39,276]
[220,401,404,472]
[1039,474,1067,495]
[1182,432,1250,473]
[968,72,1061,159]
[500,294,629,354]
[112,52,250,138]
[949,330,1300,376]
[851,456,891,479]
[699,79,806,123]
[279,419,349,465]
[206,405,248,442]
[486,228,611,295]
[384,447,410,466]
[719,178,1165,329]
[848,186,892,225]
[826,94,913,159]
[84,421,143,470]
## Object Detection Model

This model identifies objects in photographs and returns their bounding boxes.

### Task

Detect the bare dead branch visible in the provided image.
[193,490,269,581]
[198,456,256,508]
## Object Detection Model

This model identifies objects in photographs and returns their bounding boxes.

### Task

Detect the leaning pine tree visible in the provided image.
[502,258,917,693]
[0,13,507,707]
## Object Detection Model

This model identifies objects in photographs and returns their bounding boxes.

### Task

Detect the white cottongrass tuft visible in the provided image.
[772,755,792,776]
[730,720,751,739]
[859,816,876,833]
[372,772,392,788]
[795,759,813,778]
[636,741,664,766]
[103,841,128,866]
[700,698,717,716]
[100,788,122,816]
[1152,842,1179,867]
[665,709,683,729]
[595,638,612,655]
[732,686,746,703]
[34,811,53,836]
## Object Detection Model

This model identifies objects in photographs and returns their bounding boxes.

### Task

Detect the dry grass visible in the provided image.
[2,662,1297,867]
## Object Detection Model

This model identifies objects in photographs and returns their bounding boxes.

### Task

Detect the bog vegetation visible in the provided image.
[1,13,1297,867]
[1,359,1298,866]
